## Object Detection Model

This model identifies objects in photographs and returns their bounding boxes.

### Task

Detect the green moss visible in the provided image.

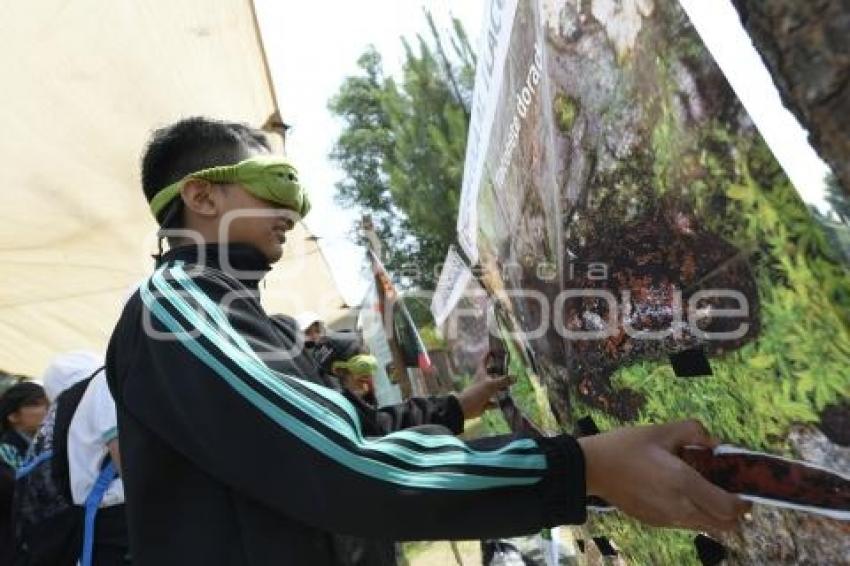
[649,61,689,195]
[588,514,699,565]
[594,136,850,561]
[479,408,511,435]
[493,129,850,564]
[484,28,850,562]
[609,137,850,445]
[554,92,580,133]
[570,399,622,433]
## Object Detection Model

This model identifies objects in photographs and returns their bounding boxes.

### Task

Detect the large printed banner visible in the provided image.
[442,0,850,562]
[430,245,473,327]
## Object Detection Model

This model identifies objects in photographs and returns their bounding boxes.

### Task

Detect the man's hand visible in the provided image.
[454,376,511,420]
[578,420,750,532]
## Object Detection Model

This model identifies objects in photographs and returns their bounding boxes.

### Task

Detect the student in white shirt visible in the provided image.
[68,370,123,507]
[67,367,129,564]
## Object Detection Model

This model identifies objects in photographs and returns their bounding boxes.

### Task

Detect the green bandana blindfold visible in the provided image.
[332,354,379,376]
[149,156,311,220]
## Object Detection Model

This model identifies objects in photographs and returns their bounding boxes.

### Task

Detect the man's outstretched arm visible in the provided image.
[111,263,746,540]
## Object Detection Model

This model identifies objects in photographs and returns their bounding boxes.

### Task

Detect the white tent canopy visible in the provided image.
[0,0,349,376]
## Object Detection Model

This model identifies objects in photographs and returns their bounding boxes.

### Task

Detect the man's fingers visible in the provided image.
[679,501,737,532]
[683,467,748,528]
[686,467,741,519]
[665,494,739,532]
[624,493,734,532]
[664,420,718,451]
[474,376,511,395]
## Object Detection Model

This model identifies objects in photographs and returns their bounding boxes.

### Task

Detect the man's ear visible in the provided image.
[180,179,220,217]
[7,411,21,426]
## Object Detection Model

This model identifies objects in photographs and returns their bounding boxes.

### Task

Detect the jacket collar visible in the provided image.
[0,428,31,453]
[158,243,271,290]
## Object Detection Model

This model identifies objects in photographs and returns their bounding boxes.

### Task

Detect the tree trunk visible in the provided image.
[731,0,850,194]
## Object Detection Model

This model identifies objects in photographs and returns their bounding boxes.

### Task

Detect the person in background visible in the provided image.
[296,311,325,346]
[14,351,127,565]
[0,383,48,472]
[67,361,128,564]
[42,351,102,405]
[318,338,380,407]
[333,354,379,407]
[0,382,48,563]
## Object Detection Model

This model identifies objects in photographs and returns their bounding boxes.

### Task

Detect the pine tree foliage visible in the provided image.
[329,12,475,289]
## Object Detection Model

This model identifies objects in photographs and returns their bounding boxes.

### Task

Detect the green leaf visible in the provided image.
[726,183,753,201]
[748,353,775,370]
[794,371,816,400]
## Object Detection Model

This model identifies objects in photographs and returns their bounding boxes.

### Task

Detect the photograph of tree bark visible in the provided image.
[438,0,850,563]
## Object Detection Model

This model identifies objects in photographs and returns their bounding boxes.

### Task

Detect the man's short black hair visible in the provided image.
[141,116,271,224]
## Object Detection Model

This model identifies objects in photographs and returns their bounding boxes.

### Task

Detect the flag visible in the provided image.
[368,250,433,373]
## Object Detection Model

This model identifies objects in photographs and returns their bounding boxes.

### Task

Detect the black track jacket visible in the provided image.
[105,243,586,565]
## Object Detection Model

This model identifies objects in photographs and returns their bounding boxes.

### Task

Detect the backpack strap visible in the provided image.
[80,458,118,566]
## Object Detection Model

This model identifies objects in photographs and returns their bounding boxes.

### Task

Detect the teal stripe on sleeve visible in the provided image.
[168,264,362,430]
[147,270,546,472]
[101,427,118,443]
[140,280,542,490]
[166,265,540,457]
[0,443,23,469]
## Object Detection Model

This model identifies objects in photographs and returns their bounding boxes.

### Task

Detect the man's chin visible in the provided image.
[265,242,284,263]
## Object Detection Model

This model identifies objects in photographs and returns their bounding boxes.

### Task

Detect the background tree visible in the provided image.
[329,12,475,290]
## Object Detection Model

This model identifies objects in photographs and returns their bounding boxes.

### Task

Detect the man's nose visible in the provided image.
[274,207,299,229]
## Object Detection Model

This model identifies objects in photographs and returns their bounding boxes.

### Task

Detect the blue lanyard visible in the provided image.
[15,449,53,479]
[80,460,118,566]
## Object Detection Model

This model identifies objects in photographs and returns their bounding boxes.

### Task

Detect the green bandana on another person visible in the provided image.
[332,354,379,376]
